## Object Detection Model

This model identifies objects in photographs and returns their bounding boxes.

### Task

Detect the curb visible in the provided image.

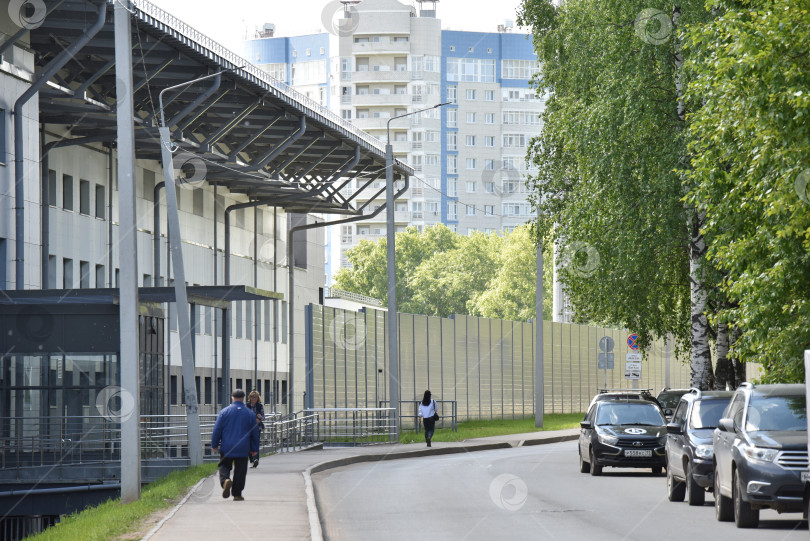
[305,435,576,540]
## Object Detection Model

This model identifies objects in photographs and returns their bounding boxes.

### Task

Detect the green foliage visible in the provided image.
[334,225,553,321]
[517,0,710,354]
[398,413,583,444]
[29,462,218,541]
[685,0,810,381]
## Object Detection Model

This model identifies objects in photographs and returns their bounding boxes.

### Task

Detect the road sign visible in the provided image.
[599,336,614,352]
[625,353,642,379]
[627,333,640,350]
[598,352,615,369]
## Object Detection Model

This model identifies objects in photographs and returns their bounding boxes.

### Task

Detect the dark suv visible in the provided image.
[578,399,668,476]
[713,383,807,528]
[665,389,734,505]
[657,388,691,420]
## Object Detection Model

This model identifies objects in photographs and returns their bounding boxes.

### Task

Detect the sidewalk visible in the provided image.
[143,428,580,541]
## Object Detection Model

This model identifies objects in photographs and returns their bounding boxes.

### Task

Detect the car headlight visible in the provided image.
[695,444,713,459]
[741,443,778,463]
[597,430,619,445]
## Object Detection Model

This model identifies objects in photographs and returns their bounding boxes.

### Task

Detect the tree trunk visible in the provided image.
[689,210,712,389]
[714,322,731,390]
[730,326,746,386]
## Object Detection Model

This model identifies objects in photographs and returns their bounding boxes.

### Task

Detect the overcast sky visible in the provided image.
[153,0,528,52]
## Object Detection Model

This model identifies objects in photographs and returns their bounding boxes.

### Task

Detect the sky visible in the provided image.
[153,0,528,52]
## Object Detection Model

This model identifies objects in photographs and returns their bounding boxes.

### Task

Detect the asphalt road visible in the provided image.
[314,441,808,541]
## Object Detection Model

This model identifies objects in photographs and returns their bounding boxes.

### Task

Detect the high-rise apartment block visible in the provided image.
[244,0,543,278]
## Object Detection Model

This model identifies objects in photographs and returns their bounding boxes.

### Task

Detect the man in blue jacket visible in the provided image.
[211,388,260,501]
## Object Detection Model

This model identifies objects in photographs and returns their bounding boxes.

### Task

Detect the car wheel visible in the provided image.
[579,447,591,474]
[589,447,602,476]
[667,465,685,502]
[733,470,760,528]
[686,462,705,506]
[715,464,733,522]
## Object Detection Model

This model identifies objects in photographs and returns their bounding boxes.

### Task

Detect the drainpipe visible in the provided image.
[286,172,408,412]
[13,1,107,289]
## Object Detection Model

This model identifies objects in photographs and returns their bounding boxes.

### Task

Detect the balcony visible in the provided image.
[352,117,389,130]
[356,232,387,242]
[352,93,410,107]
[352,70,412,83]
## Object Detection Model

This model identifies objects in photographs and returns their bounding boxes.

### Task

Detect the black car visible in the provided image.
[665,389,734,505]
[713,383,808,528]
[588,388,661,410]
[657,388,691,420]
[578,399,668,476]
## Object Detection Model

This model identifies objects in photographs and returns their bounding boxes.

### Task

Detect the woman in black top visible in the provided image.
[246,390,265,467]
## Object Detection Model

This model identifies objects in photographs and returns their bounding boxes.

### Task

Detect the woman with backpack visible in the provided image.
[418,390,439,447]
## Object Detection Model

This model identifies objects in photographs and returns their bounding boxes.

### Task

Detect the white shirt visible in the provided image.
[418,400,437,419]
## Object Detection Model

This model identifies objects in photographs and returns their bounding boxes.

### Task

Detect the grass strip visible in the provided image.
[27,462,218,541]
[399,413,583,444]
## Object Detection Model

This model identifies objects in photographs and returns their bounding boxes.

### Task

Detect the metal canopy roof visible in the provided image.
[29,0,412,215]
[0,285,280,309]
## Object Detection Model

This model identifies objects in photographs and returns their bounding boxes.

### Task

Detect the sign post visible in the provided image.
[625,352,642,382]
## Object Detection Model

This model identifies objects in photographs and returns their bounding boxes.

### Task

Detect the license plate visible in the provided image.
[625,449,652,457]
[802,472,810,482]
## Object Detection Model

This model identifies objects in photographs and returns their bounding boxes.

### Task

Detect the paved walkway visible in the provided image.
[143,428,580,541]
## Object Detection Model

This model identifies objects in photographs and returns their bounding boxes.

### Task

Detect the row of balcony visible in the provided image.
[340,70,440,83]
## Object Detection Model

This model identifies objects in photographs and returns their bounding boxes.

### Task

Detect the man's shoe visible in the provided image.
[233,496,245,501]
[252,458,259,468]
[222,479,232,499]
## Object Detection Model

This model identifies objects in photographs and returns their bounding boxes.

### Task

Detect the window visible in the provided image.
[465,89,477,100]
[503,202,532,216]
[95,184,105,219]
[411,202,423,219]
[446,108,457,128]
[484,113,495,124]
[447,86,457,104]
[170,375,178,405]
[484,90,495,101]
[394,36,409,42]
[205,306,212,336]
[465,181,477,193]
[205,377,212,404]
[354,37,369,43]
[503,133,527,148]
[465,135,476,147]
[356,109,369,119]
[292,50,297,57]
[447,58,496,82]
[306,48,311,56]
[425,154,439,166]
[95,264,105,287]
[193,188,204,217]
[484,136,495,147]
[466,205,477,216]
[484,204,495,215]
[48,170,57,206]
[246,301,253,340]
[355,57,369,71]
[143,274,152,287]
[426,201,440,215]
[502,59,541,79]
[62,258,73,288]
[466,112,477,123]
[485,181,496,193]
[48,255,56,288]
[320,47,325,55]
[341,110,352,120]
[62,174,73,211]
[449,45,455,52]
[447,132,457,151]
[78,180,90,215]
[466,158,477,170]
[447,201,458,220]
[447,155,457,174]
[235,301,242,338]
[448,178,458,196]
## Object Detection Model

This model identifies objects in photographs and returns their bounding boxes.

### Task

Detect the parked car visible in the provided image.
[665,388,734,505]
[657,388,691,420]
[588,388,661,410]
[578,398,668,476]
[713,383,807,528]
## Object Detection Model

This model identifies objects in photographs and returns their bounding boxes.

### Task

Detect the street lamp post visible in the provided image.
[385,102,449,439]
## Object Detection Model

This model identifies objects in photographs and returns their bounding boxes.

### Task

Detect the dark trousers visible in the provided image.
[423,418,435,441]
[218,455,249,497]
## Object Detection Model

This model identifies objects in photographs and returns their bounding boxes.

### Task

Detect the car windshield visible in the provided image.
[657,391,686,409]
[745,395,807,432]
[596,403,665,426]
[690,399,730,429]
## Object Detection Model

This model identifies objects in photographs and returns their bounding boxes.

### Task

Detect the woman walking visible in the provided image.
[246,390,265,467]
[418,390,438,447]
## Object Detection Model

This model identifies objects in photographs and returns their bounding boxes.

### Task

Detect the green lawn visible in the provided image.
[398,413,583,444]
[28,462,218,541]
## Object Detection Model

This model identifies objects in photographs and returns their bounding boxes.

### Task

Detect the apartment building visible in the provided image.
[243,0,544,277]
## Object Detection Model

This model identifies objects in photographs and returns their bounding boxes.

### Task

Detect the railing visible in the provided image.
[265,411,319,453]
[324,287,383,307]
[132,0,392,160]
[305,408,396,445]
[378,401,458,433]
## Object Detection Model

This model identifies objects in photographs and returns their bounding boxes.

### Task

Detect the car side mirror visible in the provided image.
[718,418,734,432]
[580,421,593,430]
[666,423,682,435]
